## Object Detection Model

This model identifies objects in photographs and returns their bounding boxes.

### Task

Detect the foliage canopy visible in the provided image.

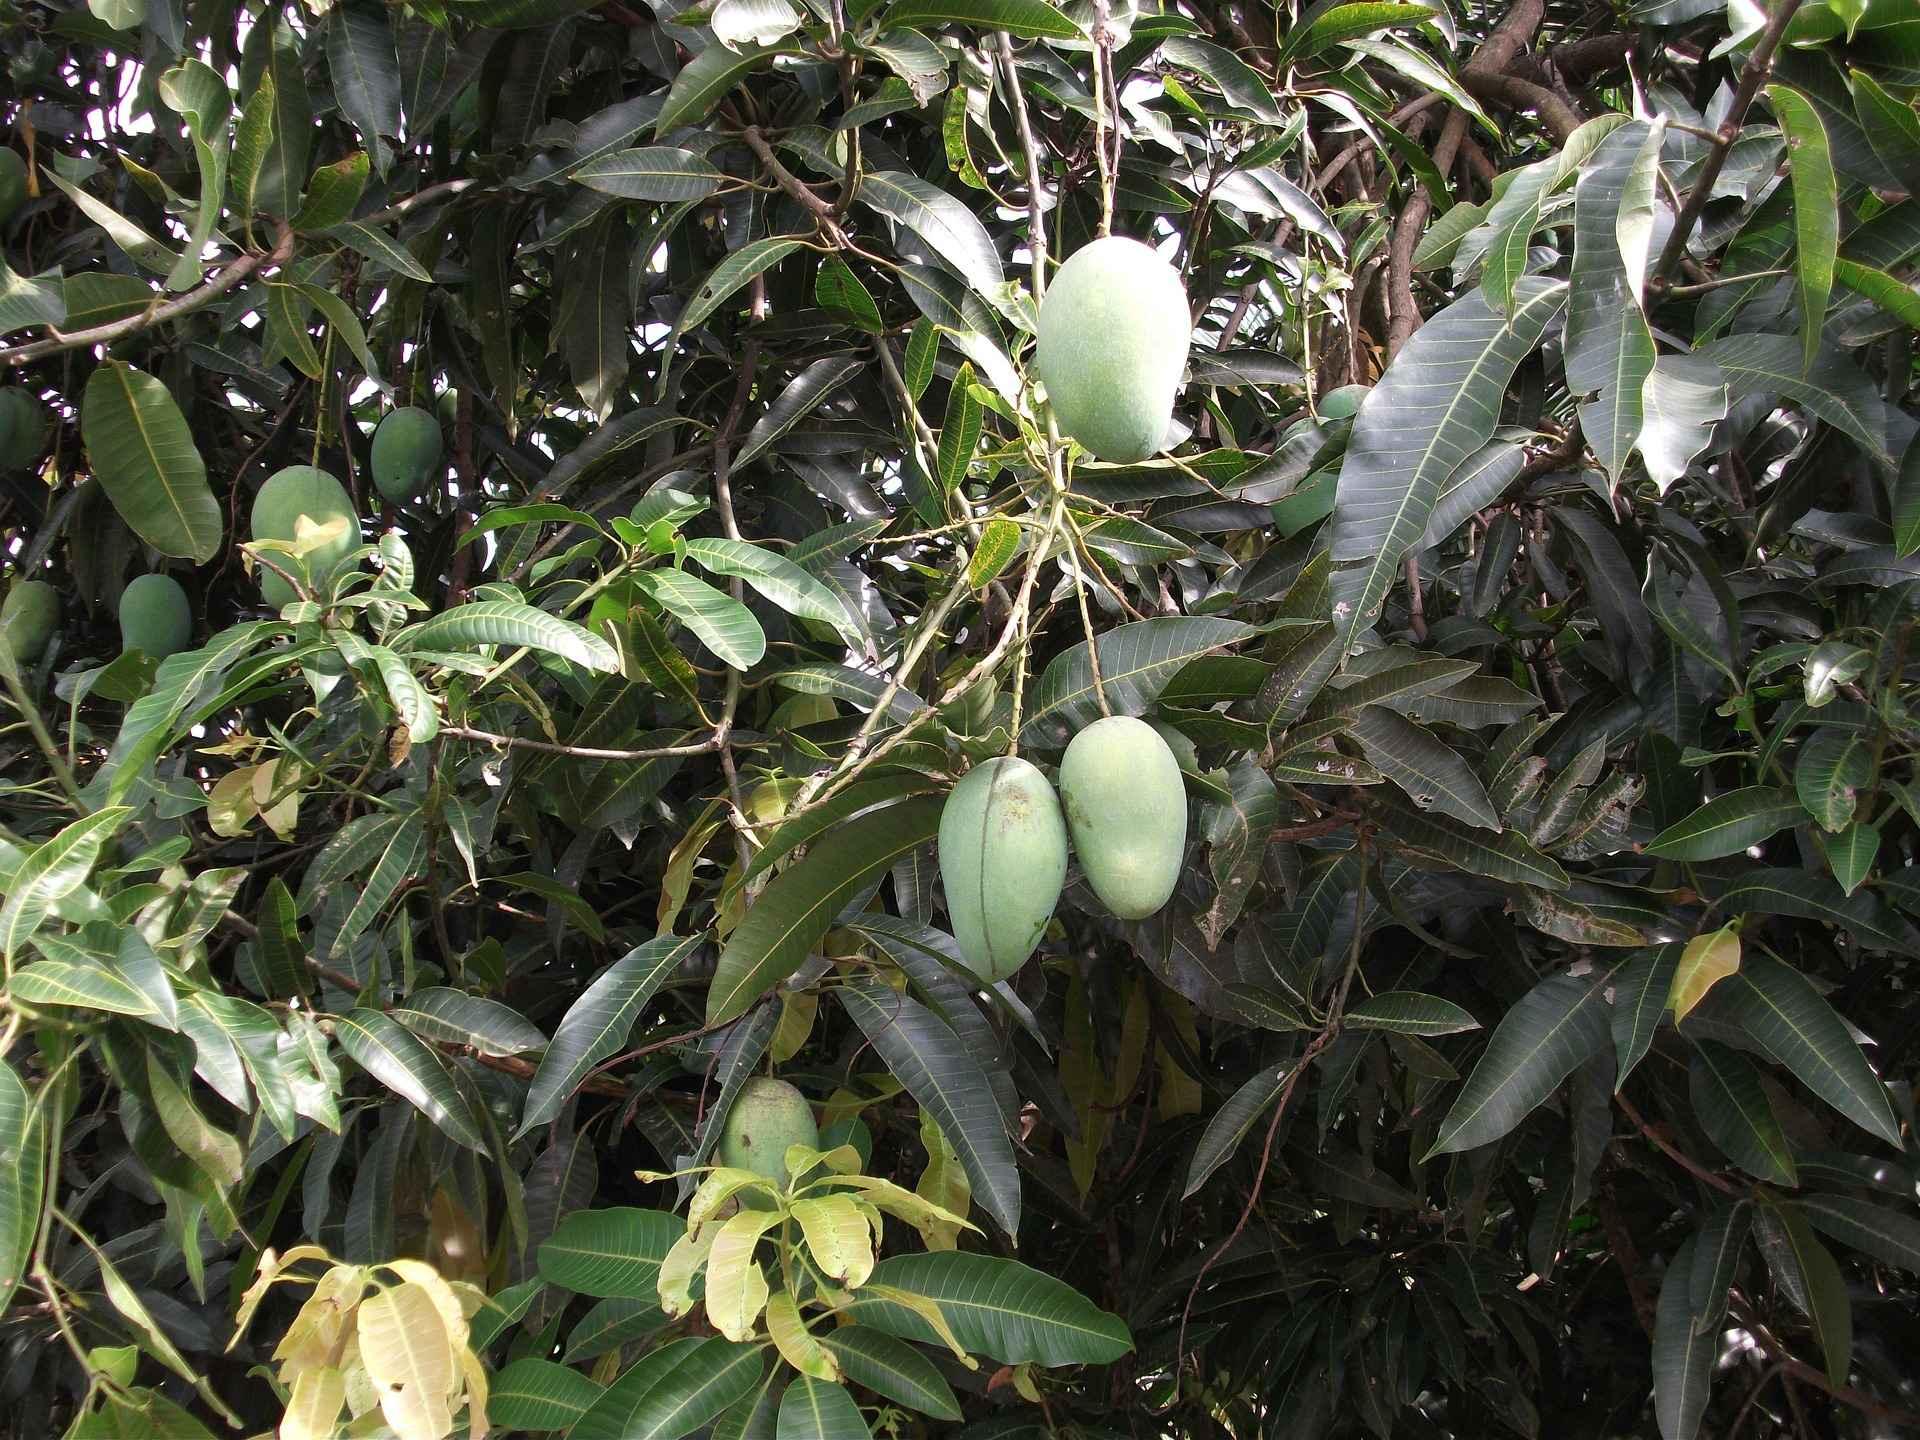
[2,0,1920,1435]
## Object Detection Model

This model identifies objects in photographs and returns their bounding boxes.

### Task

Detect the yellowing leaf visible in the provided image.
[273,1266,368,1383]
[704,1208,780,1341]
[689,1166,780,1225]
[658,1225,716,1318]
[380,1260,471,1351]
[914,1111,970,1251]
[765,1288,839,1380]
[357,1282,458,1440]
[771,990,819,1063]
[280,1366,346,1440]
[1670,925,1741,1024]
[790,1195,875,1286]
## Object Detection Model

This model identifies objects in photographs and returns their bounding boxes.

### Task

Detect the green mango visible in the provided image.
[0,388,49,473]
[0,150,25,226]
[250,466,361,608]
[1059,715,1186,920]
[937,755,1067,981]
[1034,234,1191,463]
[119,574,193,659]
[719,1077,820,1193]
[370,405,444,502]
[1,580,58,661]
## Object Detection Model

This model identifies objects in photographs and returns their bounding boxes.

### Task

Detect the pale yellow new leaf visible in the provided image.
[458,1345,490,1440]
[770,990,819,1063]
[790,1195,875,1286]
[274,1266,368,1384]
[705,1208,780,1341]
[828,1173,976,1233]
[658,1224,717,1318]
[764,1288,839,1380]
[280,1366,346,1440]
[380,1261,471,1350]
[913,1111,970,1251]
[690,1166,782,1225]
[1670,925,1741,1024]
[230,1246,334,1348]
[357,1282,458,1440]
[857,1284,978,1368]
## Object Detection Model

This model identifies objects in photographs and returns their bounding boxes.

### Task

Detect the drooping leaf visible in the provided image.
[81,363,221,563]
[1328,279,1567,637]
[1428,971,1612,1157]
[840,1252,1133,1366]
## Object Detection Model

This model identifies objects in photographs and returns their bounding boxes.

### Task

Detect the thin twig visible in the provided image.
[1650,0,1805,284]
[439,724,725,760]
[1615,1090,1741,1195]
[998,33,1050,300]
[0,223,295,367]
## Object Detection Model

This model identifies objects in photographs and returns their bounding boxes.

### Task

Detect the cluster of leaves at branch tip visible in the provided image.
[939,718,1186,979]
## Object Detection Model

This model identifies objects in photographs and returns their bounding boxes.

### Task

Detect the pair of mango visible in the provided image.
[938,715,1187,982]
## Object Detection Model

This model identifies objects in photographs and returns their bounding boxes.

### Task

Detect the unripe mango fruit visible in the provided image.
[0,388,49,473]
[719,1076,820,1187]
[938,755,1068,981]
[119,574,193,660]
[250,466,361,608]
[1059,715,1185,920]
[1034,235,1191,463]
[370,406,443,502]
[1,580,58,661]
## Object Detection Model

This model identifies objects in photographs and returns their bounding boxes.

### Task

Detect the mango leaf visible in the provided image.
[571,1336,764,1440]
[1768,84,1838,375]
[1799,1192,1920,1274]
[490,1358,606,1432]
[1428,971,1612,1157]
[839,980,1020,1236]
[82,363,222,563]
[683,539,861,644]
[1345,992,1479,1036]
[397,600,619,673]
[0,807,131,962]
[840,1252,1133,1366]
[574,147,723,201]
[332,1009,484,1150]
[655,44,783,138]
[1346,706,1498,829]
[708,798,943,1025]
[539,1208,685,1298]
[776,1376,870,1440]
[1183,1059,1290,1199]
[637,568,768,670]
[1328,278,1567,637]
[518,935,702,1136]
[1645,787,1802,861]
[1690,1040,1795,1184]
[816,1328,961,1420]
[1022,616,1255,746]
[1653,1235,1713,1440]
[1611,943,1680,1088]
[1669,925,1740,1024]
[0,1060,45,1313]
[1708,954,1902,1148]
[882,0,1076,38]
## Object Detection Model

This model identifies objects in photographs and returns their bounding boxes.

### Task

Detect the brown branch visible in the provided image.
[1616,1091,1742,1195]
[1594,1182,1658,1338]
[1385,0,1548,357]
[1461,71,1582,143]
[1651,0,1806,285]
[740,126,848,244]
[0,223,295,367]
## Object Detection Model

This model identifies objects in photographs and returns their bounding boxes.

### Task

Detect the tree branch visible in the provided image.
[1651,0,1806,285]
[439,724,725,760]
[0,223,296,367]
